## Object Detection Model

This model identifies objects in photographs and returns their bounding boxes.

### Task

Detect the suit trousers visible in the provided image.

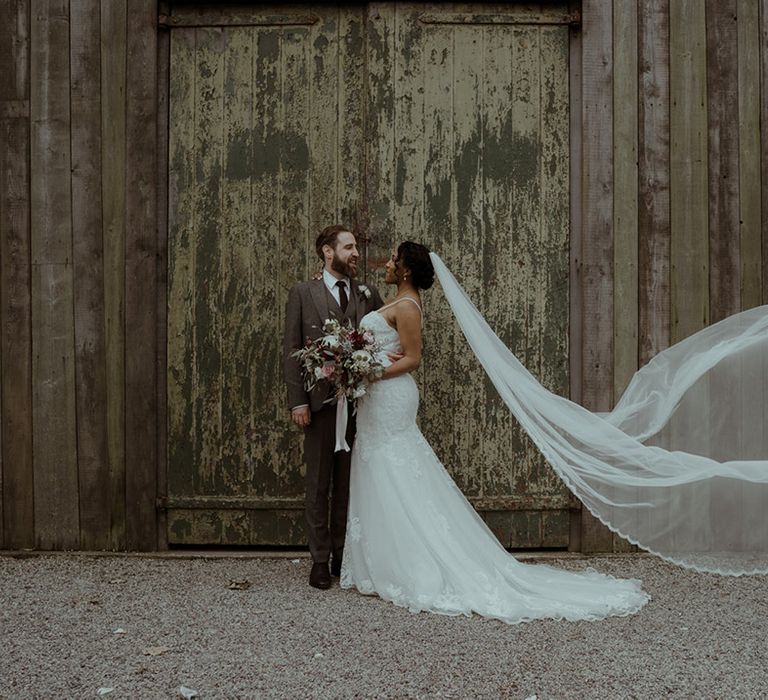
[303,401,356,563]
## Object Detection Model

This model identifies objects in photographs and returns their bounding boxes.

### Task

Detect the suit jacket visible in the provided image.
[283,277,384,413]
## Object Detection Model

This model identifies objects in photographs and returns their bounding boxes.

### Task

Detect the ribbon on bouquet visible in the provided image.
[334,396,350,452]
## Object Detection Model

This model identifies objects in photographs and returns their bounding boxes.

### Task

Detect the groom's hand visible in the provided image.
[291,406,311,427]
[387,352,404,364]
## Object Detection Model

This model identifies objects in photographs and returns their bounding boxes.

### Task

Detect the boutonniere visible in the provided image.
[358,284,372,301]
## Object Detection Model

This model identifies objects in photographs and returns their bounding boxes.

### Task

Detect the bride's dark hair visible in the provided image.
[397,241,435,290]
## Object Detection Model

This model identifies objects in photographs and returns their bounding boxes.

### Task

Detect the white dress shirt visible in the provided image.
[323,269,350,307]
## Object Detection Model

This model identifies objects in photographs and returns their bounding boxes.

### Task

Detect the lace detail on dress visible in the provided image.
[340,310,650,624]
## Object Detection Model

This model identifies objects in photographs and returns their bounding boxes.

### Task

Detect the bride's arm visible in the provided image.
[381,304,422,379]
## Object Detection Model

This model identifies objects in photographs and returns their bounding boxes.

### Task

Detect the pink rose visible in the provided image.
[321,362,336,378]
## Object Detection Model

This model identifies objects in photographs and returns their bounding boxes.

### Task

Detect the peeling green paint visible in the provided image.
[168,7,571,548]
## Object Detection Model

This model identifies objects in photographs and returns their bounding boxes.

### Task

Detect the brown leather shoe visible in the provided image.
[330,557,342,577]
[309,562,331,589]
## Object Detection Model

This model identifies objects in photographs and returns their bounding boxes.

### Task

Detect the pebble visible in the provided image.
[1,554,767,698]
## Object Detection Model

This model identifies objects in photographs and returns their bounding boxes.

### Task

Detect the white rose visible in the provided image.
[321,335,340,351]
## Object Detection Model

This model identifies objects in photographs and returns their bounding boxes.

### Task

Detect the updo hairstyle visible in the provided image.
[397,241,435,290]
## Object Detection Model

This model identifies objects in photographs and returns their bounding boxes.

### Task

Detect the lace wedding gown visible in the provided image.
[340,299,650,624]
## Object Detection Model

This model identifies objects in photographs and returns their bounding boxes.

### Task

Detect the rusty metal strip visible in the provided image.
[418,11,580,27]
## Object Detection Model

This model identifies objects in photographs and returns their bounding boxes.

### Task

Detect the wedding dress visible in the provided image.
[341,297,650,624]
[426,254,768,577]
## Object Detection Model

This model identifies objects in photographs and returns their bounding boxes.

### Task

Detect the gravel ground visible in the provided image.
[1,552,767,699]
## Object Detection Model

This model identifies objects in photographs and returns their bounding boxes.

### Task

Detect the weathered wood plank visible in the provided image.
[167,508,305,546]
[70,0,109,549]
[637,0,672,555]
[338,8,366,230]
[0,0,33,548]
[706,0,743,552]
[612,0,638,401]
[736,0,762,549]
[538,25,572,537]
[167,27,197,503]
[450,23,485,499]
[249,26,284,501]
[511,24,545,510]
[610,0,639,551]
[762,0,768,304]
[220,27,254,497]
[670,0,708,343]
[737,0,762,311]
[392,5,425,247]
[481,24,520,504]
[579,0,614,551]
[706,0,740,321]
[166,6,319,29]
[278,25,312,500]
[308,11,340,238]
[567,0,583,551]
[390,4,425,441]
[364,2,397,278]
[101,0,127,549]
[638,0,670,365]
[124,0,158,549]
[30,0,79,549]
[419,19,457,487]
[193,27,224,499]
[155,1,170,550]
[418,12,574,26]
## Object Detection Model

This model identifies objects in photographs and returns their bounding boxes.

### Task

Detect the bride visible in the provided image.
[341,241,650,623]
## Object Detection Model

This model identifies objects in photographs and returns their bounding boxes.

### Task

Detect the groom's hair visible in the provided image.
[315,224,352,261]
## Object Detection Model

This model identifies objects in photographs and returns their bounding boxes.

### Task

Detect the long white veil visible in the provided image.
[430,252,768,576]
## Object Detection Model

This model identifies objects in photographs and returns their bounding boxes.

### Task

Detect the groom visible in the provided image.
[283,224,384,589]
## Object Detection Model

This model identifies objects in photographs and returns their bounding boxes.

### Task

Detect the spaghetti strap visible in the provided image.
[379,296,422,314]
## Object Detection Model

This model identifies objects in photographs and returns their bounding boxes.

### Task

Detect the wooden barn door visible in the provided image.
[166,3,572,547]
[363,4,573,549]
[166,6,368,544]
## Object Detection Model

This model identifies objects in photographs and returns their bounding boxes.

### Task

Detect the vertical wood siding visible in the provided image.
[578,0,766,551]
[1,1,766,551]
[0,0,160,550]
[762,1,768,305]
[71,0,109,550]
[579,0,614,551]
[611,1,639,553]
[101,0,128,550]
[670,0,708,344]
[0,0,33,549]
[30,0,79,549]
[706,0,741,322]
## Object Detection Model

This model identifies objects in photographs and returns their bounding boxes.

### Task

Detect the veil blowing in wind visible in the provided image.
[430,252,768,576]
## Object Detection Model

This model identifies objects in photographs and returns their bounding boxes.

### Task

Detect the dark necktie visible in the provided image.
[336,280,348,312]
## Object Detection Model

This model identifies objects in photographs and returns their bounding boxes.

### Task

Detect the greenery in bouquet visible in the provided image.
[292,318,385,403]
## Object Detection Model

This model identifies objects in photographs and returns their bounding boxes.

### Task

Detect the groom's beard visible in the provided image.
[331,255,357,278]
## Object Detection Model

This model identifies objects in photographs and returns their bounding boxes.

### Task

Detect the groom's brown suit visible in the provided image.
[283,277,383,564]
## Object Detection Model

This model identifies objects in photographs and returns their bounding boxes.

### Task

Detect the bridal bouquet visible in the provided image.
[292,318,384,403]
